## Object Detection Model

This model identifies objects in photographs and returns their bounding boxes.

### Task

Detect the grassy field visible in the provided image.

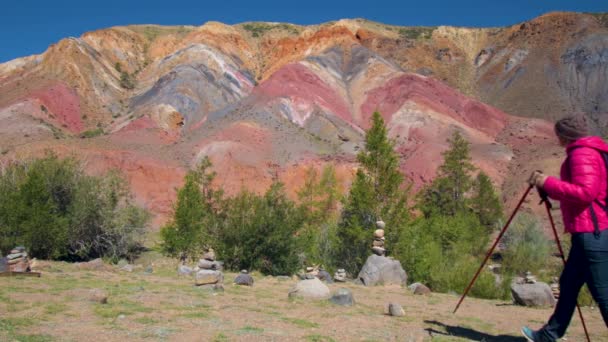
[1,254,606,341]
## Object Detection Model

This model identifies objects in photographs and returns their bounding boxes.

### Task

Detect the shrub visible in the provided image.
[0,153,149,260]
[501,213,551,276]
[217,182,303,275]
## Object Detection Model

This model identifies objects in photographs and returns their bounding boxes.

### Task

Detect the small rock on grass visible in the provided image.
[387,303,405,317]
[330,288,355,306]
[89,289,108,304]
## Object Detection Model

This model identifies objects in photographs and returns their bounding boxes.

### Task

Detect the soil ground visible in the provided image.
[1,256,606,342]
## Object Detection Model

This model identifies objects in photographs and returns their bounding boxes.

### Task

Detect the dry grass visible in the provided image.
[1,256,607,341]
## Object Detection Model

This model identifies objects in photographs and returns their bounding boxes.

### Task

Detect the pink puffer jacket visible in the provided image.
[543,136,608,234]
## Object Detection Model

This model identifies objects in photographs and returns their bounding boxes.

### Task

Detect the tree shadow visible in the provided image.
[424,320,526,341]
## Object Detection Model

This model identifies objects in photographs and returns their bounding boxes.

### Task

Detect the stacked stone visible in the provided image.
[304,266,317,279]
[524,271,537,284]
[195,248,224,290]
[550,277,560,300]
[372,221,386,256]
[6,247,30,272]
[334,269,347,282]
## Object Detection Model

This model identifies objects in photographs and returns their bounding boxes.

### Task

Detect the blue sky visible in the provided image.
[1,0,607,63]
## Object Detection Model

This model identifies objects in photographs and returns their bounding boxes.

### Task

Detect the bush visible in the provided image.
[394,211,509,299]
[501,213,551,276]
[0,153,149,261]
[217,182,303,275]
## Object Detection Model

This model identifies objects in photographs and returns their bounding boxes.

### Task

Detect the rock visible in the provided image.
[316,270,333,284]
[357,255,407,286]
[408,282,431,295]
[77,258,104,270]
[10,258,29,272]
[202,249,216,261]
[144,266,153,274]
[305,266,314,272]
[0,257,8,273]
[178,264,193,276]
[334,269,347,282]
[7,252,26,260]
[387,303,405,317]
[10,246,25,254]
[118,314,126,320]
[195,270,223,286]
[376,221,386,229]
[372,239,385,247]
[304,273,316,280]
[511,282,556,307]
[121,264,134,272]
[235,272,254,286]
[89,289,108,304]
[330,288,355,306]
[198,259,223,271]
[288,277,330,300]
[371,246,386,256]
[374,229,385,238]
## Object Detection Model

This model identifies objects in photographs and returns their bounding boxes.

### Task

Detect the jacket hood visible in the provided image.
[567,136,608,153]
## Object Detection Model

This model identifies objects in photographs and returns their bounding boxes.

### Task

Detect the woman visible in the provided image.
[523,114,608,341]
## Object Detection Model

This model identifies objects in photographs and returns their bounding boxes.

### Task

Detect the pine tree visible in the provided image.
[337,112,410,273]
[471,171,503,230]
[160,156,221,259]
[420,131,475,216]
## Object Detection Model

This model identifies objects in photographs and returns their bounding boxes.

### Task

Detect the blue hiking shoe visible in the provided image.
[521,326,537,342]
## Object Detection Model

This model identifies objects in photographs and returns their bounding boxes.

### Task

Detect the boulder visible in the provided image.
[408,282,431,295]
[330,288,355,306]
[357,255,407,286]
[234,273,254,286]
[372,240,385,247]
[288,277,330,300]
[511,282,556,307]
[89,289,108,304]
[195,270,223,286]
[387,303,405,317]
[376,221,386,229]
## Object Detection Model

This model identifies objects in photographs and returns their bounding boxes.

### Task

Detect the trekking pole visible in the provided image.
[540,189,591,342]
[453,184,534,314]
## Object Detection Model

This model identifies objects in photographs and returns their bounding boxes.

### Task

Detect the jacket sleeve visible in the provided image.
[543,147,602,205]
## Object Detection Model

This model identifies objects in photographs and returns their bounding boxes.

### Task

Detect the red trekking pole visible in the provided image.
[539,189,591,342]
[453,184,534,314]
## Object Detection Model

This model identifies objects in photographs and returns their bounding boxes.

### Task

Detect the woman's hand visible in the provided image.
[528,170,548,188]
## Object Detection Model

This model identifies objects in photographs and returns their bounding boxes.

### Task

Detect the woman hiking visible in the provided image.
[523,114,608,341]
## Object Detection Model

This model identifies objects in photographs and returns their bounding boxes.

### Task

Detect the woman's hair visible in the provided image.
[554,114,589,141]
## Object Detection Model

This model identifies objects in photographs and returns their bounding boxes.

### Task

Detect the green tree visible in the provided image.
[337,112,410,273]
[218,182,303,275]
[471,171,503,229]
[296,164,341,267]
[419,131,475,216]
[160,156,221,259]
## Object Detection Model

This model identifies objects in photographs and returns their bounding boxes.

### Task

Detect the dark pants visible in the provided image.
[536,231,608,341]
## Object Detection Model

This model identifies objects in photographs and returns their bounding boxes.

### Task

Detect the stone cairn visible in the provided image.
[550,277,560,300]
[304,266,317,279]
[524,271,537,284]
[372,220,386,256]
[333,269,347,282]
[5,247,30,272]
[194,248,224,290]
